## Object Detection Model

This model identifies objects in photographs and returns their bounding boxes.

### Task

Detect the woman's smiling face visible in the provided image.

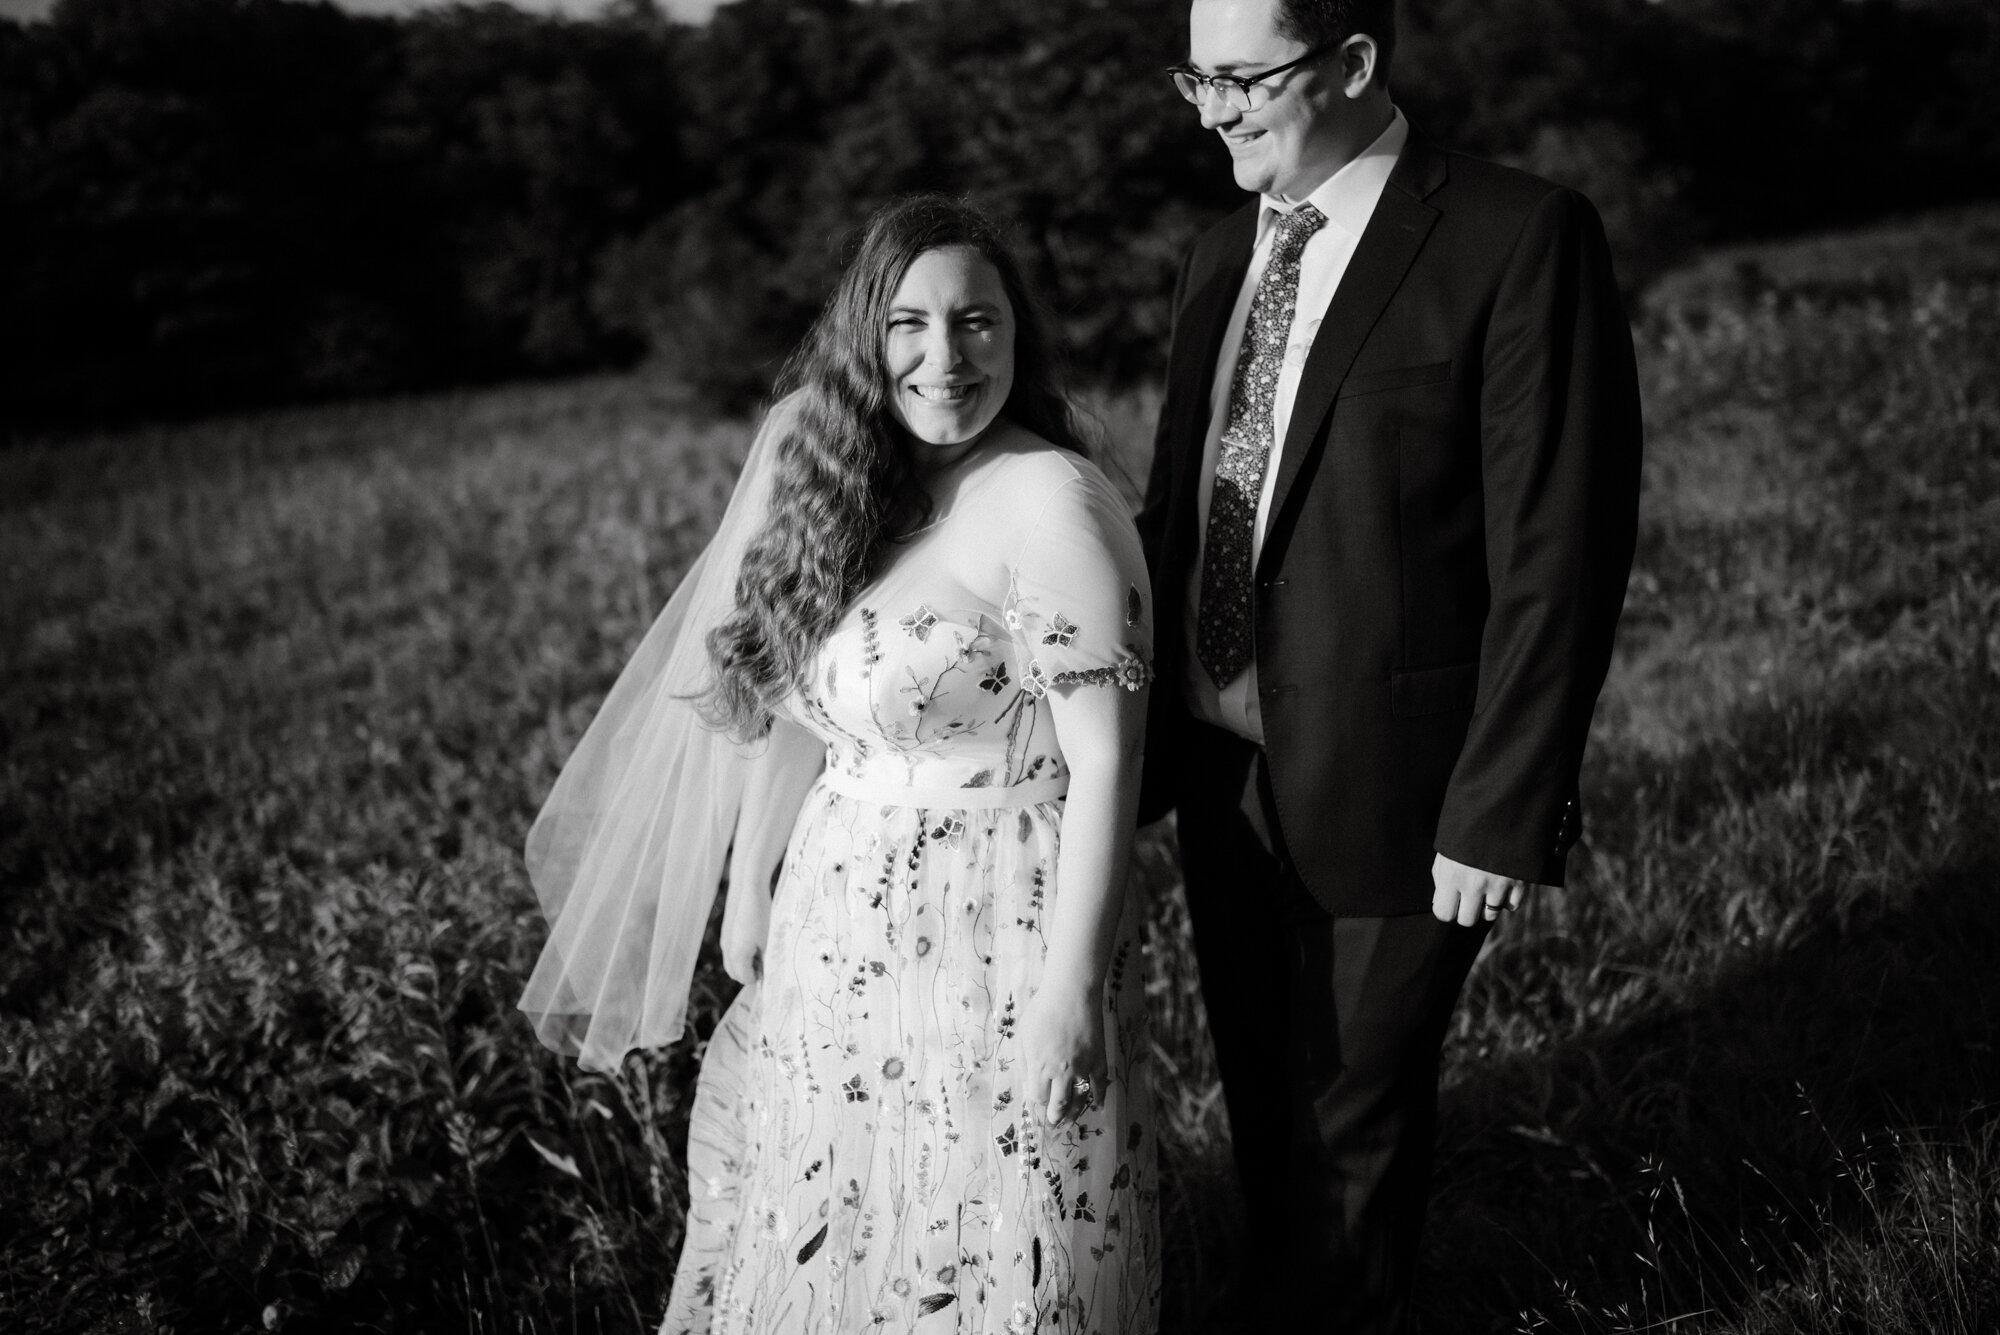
[883,245,1016,462]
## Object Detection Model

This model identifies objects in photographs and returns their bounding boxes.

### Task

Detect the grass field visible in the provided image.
[4,205,1998,1335]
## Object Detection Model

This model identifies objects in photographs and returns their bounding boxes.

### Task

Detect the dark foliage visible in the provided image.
[0,0,687,422]
[1,0,1996,419]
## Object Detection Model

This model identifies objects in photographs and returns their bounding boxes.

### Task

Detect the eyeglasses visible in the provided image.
[1166,43,1335,112]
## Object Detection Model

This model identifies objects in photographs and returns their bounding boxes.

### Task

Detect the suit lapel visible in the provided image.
[1164,203,1257,563]
[1261,132,1447,547]
[1168,204,1256,458]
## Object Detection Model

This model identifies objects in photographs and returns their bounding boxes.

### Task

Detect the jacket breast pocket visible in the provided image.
[1390,660,1479,718]
[1338,359,1452,401]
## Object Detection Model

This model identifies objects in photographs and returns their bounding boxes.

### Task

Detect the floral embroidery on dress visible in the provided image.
[1022,660,1053,699]
[858,607,882,671]
[794,581,1151,790]
[1002,572,1153,702]
[1050,653,1154,693]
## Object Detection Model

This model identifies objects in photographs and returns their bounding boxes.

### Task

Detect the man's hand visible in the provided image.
[1430,852,1540,926]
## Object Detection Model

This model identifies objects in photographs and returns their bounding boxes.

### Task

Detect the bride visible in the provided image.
[519,196,1162,1333]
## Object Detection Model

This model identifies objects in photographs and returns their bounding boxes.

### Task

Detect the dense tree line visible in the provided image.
[2,0,1995,422]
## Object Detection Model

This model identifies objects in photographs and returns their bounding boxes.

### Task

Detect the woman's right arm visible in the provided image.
[721,716,824,984]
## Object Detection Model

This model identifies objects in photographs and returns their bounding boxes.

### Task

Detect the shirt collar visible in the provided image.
[1257,106,1409,243]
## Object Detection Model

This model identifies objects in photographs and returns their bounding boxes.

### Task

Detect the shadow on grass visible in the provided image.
[1428,857,2000,1331]
[1420,696,2000,1331]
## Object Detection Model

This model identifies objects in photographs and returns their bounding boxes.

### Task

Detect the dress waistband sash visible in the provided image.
[818,769,1069,810]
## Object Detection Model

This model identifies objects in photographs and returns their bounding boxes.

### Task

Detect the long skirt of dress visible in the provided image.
[661,784,1161,1335]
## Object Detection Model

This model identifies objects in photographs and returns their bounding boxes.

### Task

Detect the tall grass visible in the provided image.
[3,207,1997,1334]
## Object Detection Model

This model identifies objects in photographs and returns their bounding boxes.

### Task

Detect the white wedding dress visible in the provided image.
[660,437,1163,1335]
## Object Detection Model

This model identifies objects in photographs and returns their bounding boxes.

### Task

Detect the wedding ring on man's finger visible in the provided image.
[1072,1077,1093,1097]
[1482,901,1503,919]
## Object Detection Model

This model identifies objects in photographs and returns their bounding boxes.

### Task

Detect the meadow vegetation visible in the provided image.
[3,207,1997,1333]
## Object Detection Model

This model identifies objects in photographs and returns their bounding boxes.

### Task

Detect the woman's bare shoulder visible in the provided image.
[973,422,1116,511]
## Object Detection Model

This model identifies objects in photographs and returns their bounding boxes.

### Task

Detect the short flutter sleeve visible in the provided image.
[1002,467,1155,699]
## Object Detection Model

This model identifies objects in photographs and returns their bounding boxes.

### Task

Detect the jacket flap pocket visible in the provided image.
[1338,359,1452,400]
[1390,660,1479,718]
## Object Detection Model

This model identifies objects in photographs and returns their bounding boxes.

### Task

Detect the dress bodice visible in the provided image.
[785,435,1153,794]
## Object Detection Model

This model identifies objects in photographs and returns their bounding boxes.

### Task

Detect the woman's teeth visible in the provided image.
[911,384,975,403]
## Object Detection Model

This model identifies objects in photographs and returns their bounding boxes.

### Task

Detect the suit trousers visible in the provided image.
[1173,718,1488,1334]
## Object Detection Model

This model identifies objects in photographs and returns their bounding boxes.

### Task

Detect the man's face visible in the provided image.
[1188,0,1349,201]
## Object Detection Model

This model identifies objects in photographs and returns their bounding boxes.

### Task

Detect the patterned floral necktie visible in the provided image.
[1196,203,1327,687]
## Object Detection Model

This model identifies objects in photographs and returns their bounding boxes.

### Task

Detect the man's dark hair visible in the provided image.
[1274,0,1396,79]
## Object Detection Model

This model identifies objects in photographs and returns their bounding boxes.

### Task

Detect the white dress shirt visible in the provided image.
[1182,108,1410,743]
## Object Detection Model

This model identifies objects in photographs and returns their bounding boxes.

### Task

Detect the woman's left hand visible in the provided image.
[1018,977,1107,1126]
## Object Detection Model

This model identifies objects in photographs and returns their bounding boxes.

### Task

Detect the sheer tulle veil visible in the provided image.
[518,394,805,1073]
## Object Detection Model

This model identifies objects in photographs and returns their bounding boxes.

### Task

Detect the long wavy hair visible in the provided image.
[702,195,1086,739]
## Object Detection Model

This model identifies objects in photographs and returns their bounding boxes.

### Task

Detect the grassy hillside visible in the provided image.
[3,206,1997,1334]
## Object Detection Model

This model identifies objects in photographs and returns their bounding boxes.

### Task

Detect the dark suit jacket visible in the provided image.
[1138,126,1644,916]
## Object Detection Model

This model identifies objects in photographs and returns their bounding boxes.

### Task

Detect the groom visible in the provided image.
[1136,0,1642,1328]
